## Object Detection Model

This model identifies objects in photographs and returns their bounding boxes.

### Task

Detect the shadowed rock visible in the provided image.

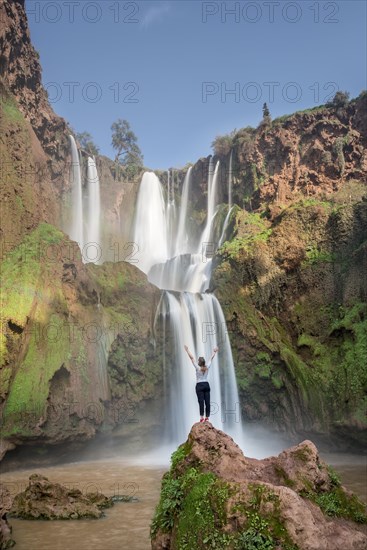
[10,474,114,520]
[0,484,15,549]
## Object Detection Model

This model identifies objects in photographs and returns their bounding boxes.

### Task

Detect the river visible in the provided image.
[1,450,365,550]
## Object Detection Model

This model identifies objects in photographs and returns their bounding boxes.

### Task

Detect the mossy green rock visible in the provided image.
[0,223,162,458]
[151,424,367,550]
[212,196,367,449]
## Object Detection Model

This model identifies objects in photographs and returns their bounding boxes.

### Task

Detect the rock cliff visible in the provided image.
[0,224,162,460]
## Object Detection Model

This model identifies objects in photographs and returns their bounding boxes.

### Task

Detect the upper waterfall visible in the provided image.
[132,172,169,273]
[69,135,83,248]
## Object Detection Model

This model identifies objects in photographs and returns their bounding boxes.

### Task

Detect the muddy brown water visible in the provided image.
[1,454,366,550]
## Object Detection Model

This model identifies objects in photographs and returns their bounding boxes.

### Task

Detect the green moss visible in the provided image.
[301,486,367,524]
[271,374,284,389]
[0,366,12,398]
[274,465,296,489]
[255,363,271,379]
[0,224,65,367]
[176,472,233,549]
[2,312,70,434]
[327,466,341,487]
[292,446,312,463]
[151,457,234,549]
[0,95,26,124]
[0,224,72,434]
[219,211,272,259]
[171,440,192,470]
[235,484,299,549]
[304,246,336,265]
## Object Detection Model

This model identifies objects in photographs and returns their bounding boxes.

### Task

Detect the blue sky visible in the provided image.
[27,0,366,169]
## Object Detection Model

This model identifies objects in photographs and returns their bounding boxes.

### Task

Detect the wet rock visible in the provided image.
[10,474,113,520]
[0,484,15,549]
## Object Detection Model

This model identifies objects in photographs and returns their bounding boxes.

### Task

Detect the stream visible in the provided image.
[1,452,365,550]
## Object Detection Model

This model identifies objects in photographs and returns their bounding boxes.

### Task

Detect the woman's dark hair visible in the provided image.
[198,357,208,373]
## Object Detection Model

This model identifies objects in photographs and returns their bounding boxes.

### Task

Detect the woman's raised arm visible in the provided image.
[184,345,195,363]
[210,347,219,362]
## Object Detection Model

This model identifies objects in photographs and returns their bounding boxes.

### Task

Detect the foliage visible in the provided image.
[170,441,192,469]
[211,129,237,156]
[76,131,99,156]
[234,484,299,550]
[236,515,275,550]
[0,94,25,124]
[328,90,350,109]
[304,246,335,265]
[219,214,272,260]
[259,102,271,128]
[111,118,144,170]
[301,485,367,524]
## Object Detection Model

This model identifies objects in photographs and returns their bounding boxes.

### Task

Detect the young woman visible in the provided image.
[184,345,219,423]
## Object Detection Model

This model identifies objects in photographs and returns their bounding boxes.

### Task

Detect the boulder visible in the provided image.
[10,474,113,520]
[0,484,15,549]
[151,424,367,549]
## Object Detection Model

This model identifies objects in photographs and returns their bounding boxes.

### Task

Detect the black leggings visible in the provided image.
[196,382,210,417]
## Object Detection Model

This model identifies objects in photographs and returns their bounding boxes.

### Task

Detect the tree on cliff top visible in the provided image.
[258,102,272,129]
[328,91,350,109]
[211,129,237,156]
[76,131,99,156]
[111,119,144,168]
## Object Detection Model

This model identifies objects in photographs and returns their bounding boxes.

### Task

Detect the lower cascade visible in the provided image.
[132,167,245,449]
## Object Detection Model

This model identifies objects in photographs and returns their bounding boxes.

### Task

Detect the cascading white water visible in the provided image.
[67,137,103,264]
[228,149,233,208]
[132,172,168,273]
[166,170,177,258]
[175,167,192,256]
[198,159,220,254]
[85,157,101,263]
[69,135,84,247]
[159,292,243,444]
[132,161,245,450]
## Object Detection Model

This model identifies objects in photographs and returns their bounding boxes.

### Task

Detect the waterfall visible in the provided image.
[218,151,235,248]
[167,170,177,258]
[68,137,102,264]
[175,167,192,256]
[159,292,243,444]
[131,160,245,449]
[198,159,220,255]
[228,149,233,208]
[85,157,101,263]
[132,172,168,273]
[218,206,235,248]
[69,135,84,248]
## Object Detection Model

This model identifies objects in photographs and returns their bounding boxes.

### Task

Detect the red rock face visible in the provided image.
[0,0,68,164]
